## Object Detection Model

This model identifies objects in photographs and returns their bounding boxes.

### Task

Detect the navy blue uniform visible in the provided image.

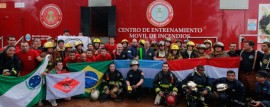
[126,69,144,99]
[128,46,138,58]
[255,81,270,107]
[214,77,245,107]
[111,51,134,60]
[182,71,213,107]
[138,48,155,60]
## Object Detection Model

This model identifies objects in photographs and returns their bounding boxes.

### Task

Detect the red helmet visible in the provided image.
[166,94,176,106]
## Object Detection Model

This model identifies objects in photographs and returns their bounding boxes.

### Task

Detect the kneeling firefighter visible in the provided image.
[153,62,178,106]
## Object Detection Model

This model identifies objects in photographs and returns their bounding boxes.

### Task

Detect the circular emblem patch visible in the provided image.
[40,4,62,29]
[26,75,42,90]
[25,34,31,41]
[85,71,98,88]
[146,0,173,27]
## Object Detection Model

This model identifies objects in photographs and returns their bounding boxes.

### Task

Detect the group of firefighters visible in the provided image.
[0,32,270,106]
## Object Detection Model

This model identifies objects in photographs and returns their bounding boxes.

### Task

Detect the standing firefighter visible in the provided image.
[99,63,124,103]
[182,65,213,107]
[126,60,144,103]
[153,62,178,106]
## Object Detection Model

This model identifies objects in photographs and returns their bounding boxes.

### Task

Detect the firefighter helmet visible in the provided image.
[75,41,83,46]
[214,42,224,47]
[139,39,145,45]
[216,83,228,92]
[121,39,129,43]
[130,60,139,65]
[187,81,197,91]
[44,42,54,48]
[159,41,165,46]
[90,89,100,101]
[165,38,172,42]
[187,41,195,46]
[65,42,73,48]
[171,44,179,50]
[166,95,176,106]
[184,39,190,43]
[197,44,207,49]
[204,39,212,46]
[175,39,182,43]
[93,38,101,43]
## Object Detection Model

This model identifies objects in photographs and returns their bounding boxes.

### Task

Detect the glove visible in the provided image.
[127,86,132,92]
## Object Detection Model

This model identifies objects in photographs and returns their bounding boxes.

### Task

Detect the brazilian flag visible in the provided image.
[68,60,113,97]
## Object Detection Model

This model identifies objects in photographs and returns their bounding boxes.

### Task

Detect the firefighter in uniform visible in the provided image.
[126,60,144,103]
[64,42,74,59]
[99,63,124,103]
[165,38,172,53]
[182,65,213,107]
[209,42,229,58]
[197,44,210,58]
[166,44,183,61]
[75,41,84,54]
[155,41,167,61]
[213,70,245,107]
[182,41,199,59]
[204,39,213,55]
[153,62,178,106]
[249,70,270,107]
[121,39,129,52]
[42,41,56,72]
[93,38,101,52]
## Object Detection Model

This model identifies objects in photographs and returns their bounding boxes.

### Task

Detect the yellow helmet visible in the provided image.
[121,39,129,43]
[139,39,145,45]
[171,44,179,50]
[204,39,212,46]
[44,42,54,48]
[187,41,195,46]
[65,42,73,48]
[93,38,101,43]
[75,41,83,46]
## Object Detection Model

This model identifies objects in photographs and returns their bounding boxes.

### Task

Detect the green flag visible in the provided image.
[68,60,113,96]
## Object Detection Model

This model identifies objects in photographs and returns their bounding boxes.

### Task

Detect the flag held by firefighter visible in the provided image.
[46,72,85,100]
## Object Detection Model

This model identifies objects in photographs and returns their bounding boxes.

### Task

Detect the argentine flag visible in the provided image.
[0,55,49,107]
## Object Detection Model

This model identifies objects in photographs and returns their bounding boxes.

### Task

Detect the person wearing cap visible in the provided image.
[138,40,157,60]
[182,41,199,59]
[166,43,183,61]
[63,29,70,36]
[197,44,209,58]
[121,39,129,52]
[213,70,245,107]
[105,37,117,54]
[153,62,178,105]
[128,38,139,59]
[96,48,112,62]
[227,42,241,57]
[250,70,270,107]
[239,40,264,97]
[126,60,144,103]
[165,38,172,52]
[0,45,21,76]
[75,41,84,54]
[182,65,213,107]
[99,63,124,103]
[209,42,229,58]
[155,41,167,61]
[204,39,213,55]
[111,43,134,60]
[261,41,270,72]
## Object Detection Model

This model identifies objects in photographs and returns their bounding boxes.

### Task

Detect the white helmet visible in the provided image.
[187,81,197,91]
[91,89,100,100]
[216,83,228,92]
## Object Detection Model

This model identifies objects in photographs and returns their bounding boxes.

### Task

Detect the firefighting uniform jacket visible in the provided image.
[101,69,124,93]
[153,71,178,94]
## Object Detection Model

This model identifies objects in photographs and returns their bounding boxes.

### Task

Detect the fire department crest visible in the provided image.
[146,0,173,27]
[40,4,62,29]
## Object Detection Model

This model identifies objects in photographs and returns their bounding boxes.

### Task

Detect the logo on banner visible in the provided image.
[146,0,174,27]
[54,76,80,93]
[40,4,62,29]
[26,75,42,90]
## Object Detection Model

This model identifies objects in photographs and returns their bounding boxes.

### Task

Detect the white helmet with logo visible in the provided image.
[91,89,100,101]
[216,83,228,92]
